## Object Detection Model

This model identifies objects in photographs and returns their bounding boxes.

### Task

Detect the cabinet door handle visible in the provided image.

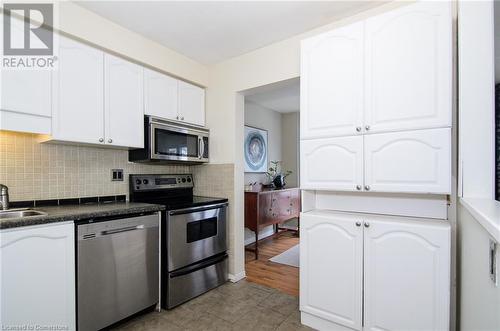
[99,138,104,143]
[490,240,498,285]
[365,125,370,131]
[356,185,362,191]
[355,221,361,227]
[356,126,362,132]
[364,222,370,228]
[364,185,371,191]
[108,138,113,143]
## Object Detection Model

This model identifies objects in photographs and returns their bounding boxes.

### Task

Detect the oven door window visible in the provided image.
[186,217,217,243]
[155,129,199,157]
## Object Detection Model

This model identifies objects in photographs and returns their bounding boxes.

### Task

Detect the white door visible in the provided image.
[144,68,178,120]
[0,223,76,330]
[364,128,451,194]
[104,54,144,148]
[300,21,364,139]
[363,216,450,331]
[300,211,363,330]
[364,1,452,133]
[1,70,52,117]
[301,136,363,191]
[52,36,104,144]
[178,80,205,126]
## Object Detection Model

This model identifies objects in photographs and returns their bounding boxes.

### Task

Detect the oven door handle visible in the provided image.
[169,253,228,278]
[168,202,228,216]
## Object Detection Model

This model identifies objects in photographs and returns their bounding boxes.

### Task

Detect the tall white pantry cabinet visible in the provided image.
[299,2,453,331]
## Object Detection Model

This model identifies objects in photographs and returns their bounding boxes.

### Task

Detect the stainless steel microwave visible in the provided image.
[129,116,209,164]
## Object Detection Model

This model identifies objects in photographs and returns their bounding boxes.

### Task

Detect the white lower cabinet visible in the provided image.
[300,212,363,330]
[0,222,76,330]
[300,211,450,331]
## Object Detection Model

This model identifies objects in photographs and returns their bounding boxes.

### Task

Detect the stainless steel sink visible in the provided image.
[0,209,47,219]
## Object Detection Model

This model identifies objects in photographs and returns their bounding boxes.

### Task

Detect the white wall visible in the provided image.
[281,112,299,188]
[458,205,500,331]
[244,102,283,186]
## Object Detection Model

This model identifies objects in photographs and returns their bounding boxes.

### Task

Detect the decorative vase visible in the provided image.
[273,174,286,189]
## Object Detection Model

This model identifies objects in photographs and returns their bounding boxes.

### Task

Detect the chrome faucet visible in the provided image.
[0,184,9,210]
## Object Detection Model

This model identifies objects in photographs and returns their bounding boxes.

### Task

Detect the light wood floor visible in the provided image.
[245,231,299,297]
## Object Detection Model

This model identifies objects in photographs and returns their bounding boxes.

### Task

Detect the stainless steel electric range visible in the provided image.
[129,174,228,309]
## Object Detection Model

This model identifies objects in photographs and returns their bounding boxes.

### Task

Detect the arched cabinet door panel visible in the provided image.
[364,1,452,133]
[0,223,76,329]
[301,136,363,191]
[363,217,450,331]
[300,212,363,330]
[364,128,451,194]
[301,21,364,139]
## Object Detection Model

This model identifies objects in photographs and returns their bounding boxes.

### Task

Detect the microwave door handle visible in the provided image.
[200,137,205,159]
[198,137,202,159]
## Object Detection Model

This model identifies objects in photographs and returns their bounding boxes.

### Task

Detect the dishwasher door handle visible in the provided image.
[101,224,145,236]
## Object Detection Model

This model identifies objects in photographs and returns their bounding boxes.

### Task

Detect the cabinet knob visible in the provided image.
[356,126,362,132]
[181,116,185,120]
[364,185,370,191]
[355,221,361,227]
[176,115,179,120]
[365,125,370,131]
[356,185,362,191]
[108,138,113,143]
[99,138,104,143]
[364,222,370,228]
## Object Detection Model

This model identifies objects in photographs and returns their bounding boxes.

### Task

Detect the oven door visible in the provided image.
[150,121,208,163]
[167,203,227,271]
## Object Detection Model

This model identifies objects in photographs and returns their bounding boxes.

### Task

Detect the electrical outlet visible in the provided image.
[111,169,124,181]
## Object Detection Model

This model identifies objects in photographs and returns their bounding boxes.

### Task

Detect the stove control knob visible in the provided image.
[143,179,149,185]
[182,178,186,183]
[187,177,192,183]
[135,179,141,185]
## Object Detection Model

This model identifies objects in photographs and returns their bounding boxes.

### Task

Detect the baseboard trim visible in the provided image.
[301,312,355,331]
[228,271,246,283]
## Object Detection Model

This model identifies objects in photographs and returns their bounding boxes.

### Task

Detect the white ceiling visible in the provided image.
[246,78,300,113]
[76,1,384,65]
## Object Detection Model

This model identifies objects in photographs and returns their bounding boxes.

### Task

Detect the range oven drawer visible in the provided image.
[167,203,227,271]
[166,253,228,309]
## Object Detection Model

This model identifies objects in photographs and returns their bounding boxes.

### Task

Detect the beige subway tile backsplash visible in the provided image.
[0,131,191,201]
[0,131,235,203]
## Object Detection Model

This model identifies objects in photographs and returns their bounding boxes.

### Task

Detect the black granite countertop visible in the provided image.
[0,202,165,230]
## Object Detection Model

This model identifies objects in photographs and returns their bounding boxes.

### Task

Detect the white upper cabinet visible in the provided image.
[363,216,450,331]
[144,67,178,120]
[301,136,363,191]
[1,69,52,134]
[300,211,363,330]
[144,69,205,126]
[364,1,452,133]
[178,80,205,126]
[364,128,451,194]
[52,36,105,144]
[0,223,76,330]
[104,54,144,148]
[301,21,364,139]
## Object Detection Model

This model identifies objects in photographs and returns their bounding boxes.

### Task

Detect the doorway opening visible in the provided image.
[241,78,300,296]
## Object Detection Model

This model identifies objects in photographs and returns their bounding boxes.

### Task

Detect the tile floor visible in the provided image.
[111,280,314,331]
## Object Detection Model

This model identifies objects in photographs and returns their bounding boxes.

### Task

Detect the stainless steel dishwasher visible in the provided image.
[77,213,159,331]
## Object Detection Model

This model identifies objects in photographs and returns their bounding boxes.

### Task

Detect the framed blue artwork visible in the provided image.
[244,126,268,173]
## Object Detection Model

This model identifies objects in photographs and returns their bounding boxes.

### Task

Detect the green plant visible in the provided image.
[265,161,292,181]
